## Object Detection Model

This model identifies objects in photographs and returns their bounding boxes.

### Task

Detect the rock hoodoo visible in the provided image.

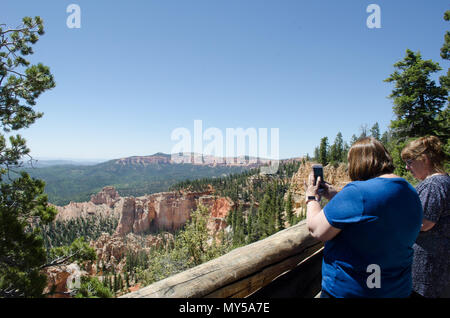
[90,186,120,207]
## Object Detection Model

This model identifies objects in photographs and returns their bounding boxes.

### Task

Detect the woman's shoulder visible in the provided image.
[418,174,450,189]
[345,177,412,195]
[417,174,450,197]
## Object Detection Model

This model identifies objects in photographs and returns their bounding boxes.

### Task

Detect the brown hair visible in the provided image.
[401,136,447,174]
[348,137,395,181]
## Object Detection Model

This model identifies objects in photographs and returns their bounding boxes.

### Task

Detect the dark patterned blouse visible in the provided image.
[412,174,450,298]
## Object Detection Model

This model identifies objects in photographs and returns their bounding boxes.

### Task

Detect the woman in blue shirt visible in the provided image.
[305,137,423,298]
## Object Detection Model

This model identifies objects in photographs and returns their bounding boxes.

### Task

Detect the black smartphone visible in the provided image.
[312,164,325,190]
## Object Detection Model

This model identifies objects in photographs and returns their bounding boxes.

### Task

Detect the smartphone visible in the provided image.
[312,164,325,192]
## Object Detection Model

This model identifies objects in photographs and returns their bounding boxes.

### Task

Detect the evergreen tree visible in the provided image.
[440,10,450,103]
[370,122,381,140]
[0,17,58,298]
[246,210,254,243]
[285,192,294,226]
[359,124,369,139]
[384,49,448,139]
[350,134,358,146]
[438,10,450,158]
[176,204,213,266]
[381,130,391,146]
[329,132,344,164]
[276,197,285,232]
[318,137,329,166]
[233,206,245,246]
[342,141,350,163]
[313,147,320,161]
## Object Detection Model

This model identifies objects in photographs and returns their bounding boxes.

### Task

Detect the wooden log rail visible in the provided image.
[120,220,324,298]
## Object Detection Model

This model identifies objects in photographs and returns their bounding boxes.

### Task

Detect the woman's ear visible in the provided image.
[422,155,434,173]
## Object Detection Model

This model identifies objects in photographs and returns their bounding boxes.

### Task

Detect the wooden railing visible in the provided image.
[120,220,324,298]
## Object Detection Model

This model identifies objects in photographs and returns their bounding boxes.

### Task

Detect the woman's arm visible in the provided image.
[421,219,436,232]
[305,175,341,242]
[307,200,341,242]
[418,182,444,232]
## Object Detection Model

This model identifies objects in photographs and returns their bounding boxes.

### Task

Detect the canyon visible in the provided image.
[46,161,350,297]
[46,186,236,297]
[54,186,234,236]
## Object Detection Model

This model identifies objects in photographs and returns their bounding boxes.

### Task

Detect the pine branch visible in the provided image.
[40,251,80,269]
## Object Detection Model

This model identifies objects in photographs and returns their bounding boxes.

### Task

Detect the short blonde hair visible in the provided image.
[401,136,447,174]
[348,137,395,181]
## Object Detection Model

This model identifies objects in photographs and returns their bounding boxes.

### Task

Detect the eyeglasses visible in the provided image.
[405,159,414,167]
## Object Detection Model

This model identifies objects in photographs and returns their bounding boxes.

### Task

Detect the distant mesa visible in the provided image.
[115,153,171,166]
[114,152,277,168]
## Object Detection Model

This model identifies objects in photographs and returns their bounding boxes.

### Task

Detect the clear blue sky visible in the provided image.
[2,0,449,160]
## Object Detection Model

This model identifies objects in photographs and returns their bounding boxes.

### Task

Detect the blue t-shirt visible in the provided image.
[322,177,423,298]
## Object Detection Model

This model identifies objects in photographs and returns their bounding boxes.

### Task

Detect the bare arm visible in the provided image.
[421,219,436,232]
[305,175,341,242]
[307,200,341,242]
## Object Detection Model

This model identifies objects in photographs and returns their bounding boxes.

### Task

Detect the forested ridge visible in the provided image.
[20,160,251,206]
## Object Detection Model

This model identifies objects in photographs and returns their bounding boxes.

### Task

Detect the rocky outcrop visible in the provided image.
[114,191,232,236]
[54,186,234,238]
[115,198,137,236]
[199,196,234,235]
[148,192,198,233]
[43,263,87,298]
[42,231,173,297]
[90,186,120,207]
[90,232,173,273]
[53,186,124,221]
[53,199,123,221]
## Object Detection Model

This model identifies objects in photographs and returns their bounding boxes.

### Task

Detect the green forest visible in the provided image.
[20,159,251,206]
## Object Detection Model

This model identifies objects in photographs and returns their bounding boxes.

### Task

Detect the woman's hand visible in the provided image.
[322,182,338,201]
[305,172,321,201]
[305,173,342,242]
[305,172,339,202]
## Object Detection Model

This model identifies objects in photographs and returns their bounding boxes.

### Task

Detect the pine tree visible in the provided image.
[385,49,447,139]
[350,134,358,146]
[440,10,450,103]
[359,124,369,139]
[319,137,329,166]
[313,147,320,161]
[438,10,450,159]
[329,132,344,164]
[381,130,391,146]
[285,192,294,226]
[370,122,381,140]
[0,17,59,298]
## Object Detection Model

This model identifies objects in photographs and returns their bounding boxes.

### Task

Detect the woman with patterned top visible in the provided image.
[402,135,450,298]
